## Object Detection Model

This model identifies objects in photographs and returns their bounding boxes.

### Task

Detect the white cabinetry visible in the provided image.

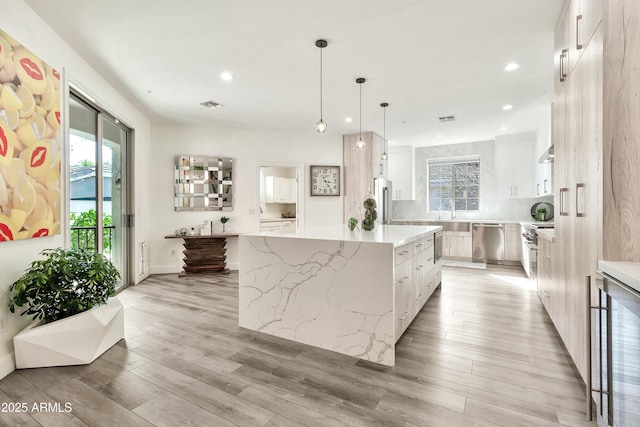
[264,176,296,204]
[536,107,553,196]
[388,146,412,200]
[443,232,472,259]
[394,233,441,341]
[495,134,536,198]
[504,224,521,262]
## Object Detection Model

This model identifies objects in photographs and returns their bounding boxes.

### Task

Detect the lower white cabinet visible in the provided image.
[443,232,472,258]
[504,224,521,261]
[395,234,442,341]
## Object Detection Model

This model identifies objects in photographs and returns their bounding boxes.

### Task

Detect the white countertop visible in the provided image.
[393,219,535,225]
[536,229,555,242]
[247,224,442,247]
[598,260,640,294]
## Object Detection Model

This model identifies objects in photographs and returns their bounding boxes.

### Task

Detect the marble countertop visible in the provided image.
[247,224,442,247]
[536,229,555,242]
[393,219,534,225]
[598,260,640,294]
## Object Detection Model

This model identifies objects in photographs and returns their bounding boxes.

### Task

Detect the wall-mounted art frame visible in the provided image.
[0,28,62,242]
[174,155,233,211]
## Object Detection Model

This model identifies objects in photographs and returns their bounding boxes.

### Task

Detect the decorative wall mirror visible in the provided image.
[174,155,233,211]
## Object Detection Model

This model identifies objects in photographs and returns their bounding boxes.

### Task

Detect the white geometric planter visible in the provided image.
[13,298,125,369]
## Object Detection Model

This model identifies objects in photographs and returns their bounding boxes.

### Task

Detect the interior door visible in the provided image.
[69,92,130,288]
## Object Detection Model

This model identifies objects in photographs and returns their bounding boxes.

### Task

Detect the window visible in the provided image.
[428,157,480,211]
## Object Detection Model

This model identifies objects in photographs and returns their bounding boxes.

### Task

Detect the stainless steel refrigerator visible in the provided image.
[373,177,392,225]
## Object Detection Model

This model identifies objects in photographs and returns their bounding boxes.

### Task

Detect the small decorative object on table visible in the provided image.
[535,207,548,221]
[347,198,361,231]
[220,216,230,232]
[362,188,377,231]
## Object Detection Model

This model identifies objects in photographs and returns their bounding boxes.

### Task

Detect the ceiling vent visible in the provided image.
[438,115,456,122]
[200,100,223,109]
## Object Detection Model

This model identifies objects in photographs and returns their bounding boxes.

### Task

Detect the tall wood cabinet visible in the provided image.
[343,132,387,222]
[602,0,640,262]
[550,0,602,383]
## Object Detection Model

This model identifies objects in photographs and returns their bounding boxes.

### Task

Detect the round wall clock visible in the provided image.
[310,165,340,196]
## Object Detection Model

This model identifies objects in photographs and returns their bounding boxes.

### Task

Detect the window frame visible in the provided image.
[427,155,481,212]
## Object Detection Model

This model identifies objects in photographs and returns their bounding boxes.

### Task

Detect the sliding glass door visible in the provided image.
[69,91,130,288]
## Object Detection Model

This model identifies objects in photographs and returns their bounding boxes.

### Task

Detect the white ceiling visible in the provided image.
[25,0,562,147]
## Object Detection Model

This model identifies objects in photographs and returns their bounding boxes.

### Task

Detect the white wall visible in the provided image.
[150,124,343,273]
[0,0,152,378]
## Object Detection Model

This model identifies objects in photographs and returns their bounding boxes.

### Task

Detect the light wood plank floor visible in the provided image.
[0,266,596,426]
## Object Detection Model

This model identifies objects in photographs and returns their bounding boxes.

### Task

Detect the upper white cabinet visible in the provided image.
[495,134,536,199]
[388,146,413,200]
[264,176,296,204]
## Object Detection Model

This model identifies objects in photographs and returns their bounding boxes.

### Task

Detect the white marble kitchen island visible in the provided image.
[239,224,442,366]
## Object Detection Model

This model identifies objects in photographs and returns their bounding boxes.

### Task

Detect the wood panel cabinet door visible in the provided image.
[449,235,472,258]
[504,224,520,261]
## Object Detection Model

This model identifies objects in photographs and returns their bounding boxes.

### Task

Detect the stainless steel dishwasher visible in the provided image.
[472,223,505,263]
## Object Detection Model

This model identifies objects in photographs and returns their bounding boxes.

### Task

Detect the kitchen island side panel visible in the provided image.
[239,235,395,366]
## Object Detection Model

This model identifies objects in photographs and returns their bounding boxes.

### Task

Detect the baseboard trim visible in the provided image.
[0,352,16,380]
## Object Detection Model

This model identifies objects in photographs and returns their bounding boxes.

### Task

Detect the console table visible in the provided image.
[164,233,239,275]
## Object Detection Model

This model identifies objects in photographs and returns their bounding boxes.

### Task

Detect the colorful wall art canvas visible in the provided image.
[0,28,61,242]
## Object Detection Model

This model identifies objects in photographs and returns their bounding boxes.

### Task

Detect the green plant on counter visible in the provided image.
[362,197,377,231]
[347,217,359,231]
[220,216,230,224]
[535,208,548,221]
[8,248,119,324]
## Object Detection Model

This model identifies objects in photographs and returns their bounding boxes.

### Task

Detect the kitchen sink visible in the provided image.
[427,221,471,232]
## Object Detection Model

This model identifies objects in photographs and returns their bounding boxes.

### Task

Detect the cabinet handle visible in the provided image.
[537,183,540,196]
[400,311,409,320]
[415,243,423,248]
[544,179,549,193]
[399,276,409,283]
[427,257,434,262]
[543,290,550,297]
[560,187,569,216]
[560,49,568,82]
[576,183,585,217]
[576,14,583,50]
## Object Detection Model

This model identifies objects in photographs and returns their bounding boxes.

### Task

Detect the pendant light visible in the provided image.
[356,77,366,149]
[380,103,389,160]
[315,39,328,133]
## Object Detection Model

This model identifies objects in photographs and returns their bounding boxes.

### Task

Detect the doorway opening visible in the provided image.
[257,164,303,232]
[68,89,133,288]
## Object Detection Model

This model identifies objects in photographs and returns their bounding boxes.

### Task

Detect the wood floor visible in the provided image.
[0,265,596,427]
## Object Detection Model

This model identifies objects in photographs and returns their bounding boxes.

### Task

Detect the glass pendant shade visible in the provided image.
[380,152,388,160]
[316,119,327,133]
[380,102,389,159]
[356,138,365,149]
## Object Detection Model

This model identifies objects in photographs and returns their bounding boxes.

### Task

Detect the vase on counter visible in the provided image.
[362,188,377,231]
[347,198,362,231]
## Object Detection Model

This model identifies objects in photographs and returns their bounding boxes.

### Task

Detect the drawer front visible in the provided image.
[395,243,414,265]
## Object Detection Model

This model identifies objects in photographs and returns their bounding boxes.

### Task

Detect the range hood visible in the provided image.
[539,145,554,163]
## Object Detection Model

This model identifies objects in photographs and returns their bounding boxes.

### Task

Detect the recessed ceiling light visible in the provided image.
[436,134,443,138]
[500,126,508,131]
[220,72,235,81]
[503,63,520,72]
[502,104,513,110]
[345,117,353,123]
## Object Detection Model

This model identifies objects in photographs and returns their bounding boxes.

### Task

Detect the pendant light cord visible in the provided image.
[359,82,362,140]
[320,46,323,120]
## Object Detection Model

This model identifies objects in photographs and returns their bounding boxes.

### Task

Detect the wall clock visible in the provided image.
[310,165,340,196]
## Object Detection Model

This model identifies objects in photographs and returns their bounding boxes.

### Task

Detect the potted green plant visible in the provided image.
[220,216,230,232]
[536,207,548,221]
[8,248,125,369]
